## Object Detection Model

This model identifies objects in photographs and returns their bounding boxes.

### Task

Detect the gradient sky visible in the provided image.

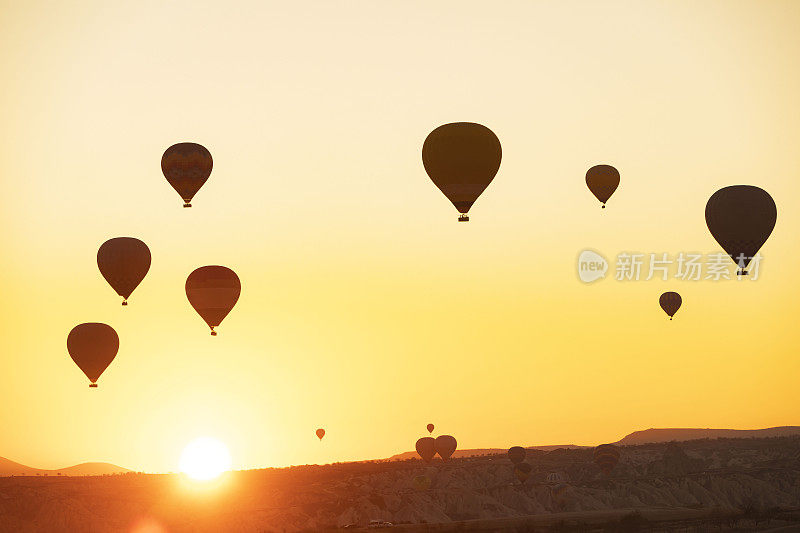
[1,0,799,473]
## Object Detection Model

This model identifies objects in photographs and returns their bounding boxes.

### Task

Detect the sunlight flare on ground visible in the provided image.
[179,437,232,481]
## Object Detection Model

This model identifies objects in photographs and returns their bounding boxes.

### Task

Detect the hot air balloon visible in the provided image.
[659,292,682,320]
[513,462,532,484]
[426,423,434,434]
[435,435,457,461]
[551,483,570,506]
[507,446,526,465]
[316,428,325,440]
[422,122,502,222]
[412,474,432,491]
[593,444,621,476]
[67,323,119,388]
[161,143,213,207]
[97,238,151,306]
[705,185,777,275]
[585,165,620,209]
[546,472,566,483]
[416,437,436,463]
[185,266,241,335]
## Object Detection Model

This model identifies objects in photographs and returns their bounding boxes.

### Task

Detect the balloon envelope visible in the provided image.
[416,437,436,463]
[514,462,532,484]
[67,323,119,387]
[705,185,777,274]
[659,292,682,319]
[316,428,325,440]
[507,446,526,464]
[186,266,241,335]
[161,143,213,207]
[97,238,151,305]
[426,423,434,434]
[434,435,457,461]
[422,122,501,220]
[593,444,621,475]
[585,165,620,208]
[412,474,431,491]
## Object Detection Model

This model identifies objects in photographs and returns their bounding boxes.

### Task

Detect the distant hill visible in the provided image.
[616,426,800,445]
[387,444,586,461]
[0,456,130,477]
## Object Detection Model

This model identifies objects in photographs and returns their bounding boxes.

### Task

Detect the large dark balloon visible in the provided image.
[426,423,434,434]
[507,446,526,464]
[416,437,436,463]
[67,323,119,388]
[659,292,682,320]
[585,165,620,208]
[161,143,213,208]
[97,238,151,305]
[705,185,777,275]
[593,444,621,476]
[316,428,325,440]
[435,435,457,461]
[185,266,241,335]
[422,122,501,221]
[513,462,532,484]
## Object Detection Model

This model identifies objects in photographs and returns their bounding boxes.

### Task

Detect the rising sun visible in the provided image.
[179,437,232,481]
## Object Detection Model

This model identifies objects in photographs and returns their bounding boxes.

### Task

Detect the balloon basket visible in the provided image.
[458,214,469,222]
[183,202,192,208]
[122,301,128,306]
[89,383,98,388]
[737,269,748,276]
[210,330,217,336]
[601,204,606,209]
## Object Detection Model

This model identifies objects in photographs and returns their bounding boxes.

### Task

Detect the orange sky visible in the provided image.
[1,0,799,473]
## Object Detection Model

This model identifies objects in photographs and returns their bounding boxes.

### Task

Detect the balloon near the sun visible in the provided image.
[179,437,232,481]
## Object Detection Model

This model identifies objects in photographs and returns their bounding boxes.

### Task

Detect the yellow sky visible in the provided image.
[1,0,799,473]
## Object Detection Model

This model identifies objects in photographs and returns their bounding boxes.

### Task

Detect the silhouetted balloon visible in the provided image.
[161,143,213,208]
[426,423,434,434]
[316,428,325,440]
[705,185,777,275]
[97,238,151,306]
[593,444,621,476]
[659,292,682,320]
[507,446,526,464]
[551,483,570,505]
[546,472,566,483]
[585,165,620,208]
[412,474,431,491]
[513,462,532,484]
[435,435,457,461]
[416,437,436,463]
[422,122,502,221]
[67,323,119,388]
[185,266,241,335]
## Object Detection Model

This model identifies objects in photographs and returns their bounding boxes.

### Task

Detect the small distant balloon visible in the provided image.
[593,444,621,476]
[97,238,151,306]
[513,462,532,484]
[416,437,436,463]
[585,165,620,209]
[422,122,502,222]
[67,323,119,388]
[659,292,682,320]
[546,472,566,483]
[161,143,213,208]
[316,428,325,440]
[185,266,241,335]
[507,446,526,465]
[705,185,777,275]
[551,483,570,505]
[434,435,457,461]
[426,423,434,434]
[412,474,431,491]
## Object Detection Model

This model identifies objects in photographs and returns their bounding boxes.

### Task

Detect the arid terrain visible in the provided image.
[1,434,799,532]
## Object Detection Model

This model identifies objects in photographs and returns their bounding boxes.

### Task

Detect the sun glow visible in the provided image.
[179,437,232,481]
